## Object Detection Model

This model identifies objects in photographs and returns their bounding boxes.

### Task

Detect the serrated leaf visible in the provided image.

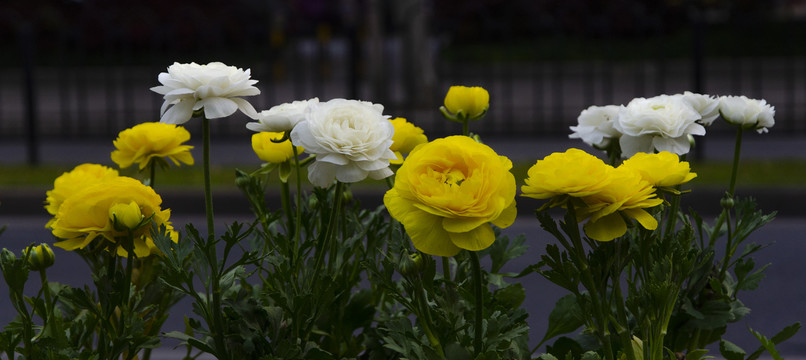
[719,339,746,360]
[539,294,584,347]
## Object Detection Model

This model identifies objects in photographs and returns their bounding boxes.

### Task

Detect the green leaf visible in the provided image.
[493,283,525,309]
[770,322,801,344]
[719,339,746,360]
[749,327,783,360]
[539,294,584,347]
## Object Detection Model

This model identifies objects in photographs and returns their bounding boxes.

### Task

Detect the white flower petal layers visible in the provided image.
[291,98,396,187]
[246,98,319,133]
[151,62,260,125]
[614,95,705,157]
[569,105,621,148]
[718,95,775,133]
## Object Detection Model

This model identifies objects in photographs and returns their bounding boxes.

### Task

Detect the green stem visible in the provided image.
[709,127,743,247]
[414,276,445,357]
[462,120,469,137]
[201,116,229,360]
[149,159,156,188]
[202,116,215,240]
[469,251,484,356]
[565,206,615,360]
[292,145,303,269]
[441,257,451,281]
[39,269,53,322]
[311,181,344,285]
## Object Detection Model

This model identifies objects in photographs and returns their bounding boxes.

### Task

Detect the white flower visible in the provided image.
[718,95,775,133]
[614,95,705,157]
[151,62,260,125]
[290,98,396,187]
[679,91,720,125]
[246,98,319,133]
[569,105,621,148]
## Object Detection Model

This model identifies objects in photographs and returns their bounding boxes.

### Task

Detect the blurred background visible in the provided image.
[1,0,805,357]
[1,0,806,165]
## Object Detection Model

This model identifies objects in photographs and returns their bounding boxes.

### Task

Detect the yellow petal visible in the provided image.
[622,208,658,230]
[448,224,495,252]
[583,213,627,242]
[491,201,517,229]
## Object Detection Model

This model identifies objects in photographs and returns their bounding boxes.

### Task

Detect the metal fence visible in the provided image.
[2,1,806,164]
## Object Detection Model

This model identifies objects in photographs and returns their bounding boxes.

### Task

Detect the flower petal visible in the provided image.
[199,97,239,119]
[448,224,495,252]
[583,213,627,242]
[160,99,195,124]
[384,190,461,257]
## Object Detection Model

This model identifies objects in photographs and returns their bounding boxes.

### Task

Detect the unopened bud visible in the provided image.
[24,243,55,271]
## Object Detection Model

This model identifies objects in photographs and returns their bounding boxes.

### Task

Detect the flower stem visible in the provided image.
[469,251,484,356]
[202,116,215,239]
[292,145,303,269]
[311,181,344,286]
[414,275,445,357]
[709,127,743,247]
[201,115,229,360]
[149,160,156,188]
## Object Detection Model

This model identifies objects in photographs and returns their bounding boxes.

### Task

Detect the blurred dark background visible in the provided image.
[1,0,806,164]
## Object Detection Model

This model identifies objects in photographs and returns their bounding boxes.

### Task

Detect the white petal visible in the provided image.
[368,167,394,180]
[233,98,259,119]
[307,161,337,188]
[619,134,653,158]
[334,163,368,183]
[653,136,690,155]
[199,98,239,119]
[160,99,195,124]
[318,153,350,165]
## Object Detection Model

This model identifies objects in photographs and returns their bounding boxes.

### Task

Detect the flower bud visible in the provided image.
[399,252,426,277]
[720,193,735,209]
[443,86,489,121]
[109,201,145,231]
[23,243,55,271]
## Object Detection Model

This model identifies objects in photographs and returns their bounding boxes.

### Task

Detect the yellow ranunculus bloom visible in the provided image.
[45,164,120,225]
[384,136,517,257]
[388,117,427,164]
[521,148,613,200]
[50,176,177,257]
[251,131,300,163]
[619,151,697,188]
[111,122,194,170]
[577,167,663,242]
[444,86,490,120]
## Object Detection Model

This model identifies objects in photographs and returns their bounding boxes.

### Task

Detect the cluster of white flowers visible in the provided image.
[151,61,397,188]
[569,92,775,157]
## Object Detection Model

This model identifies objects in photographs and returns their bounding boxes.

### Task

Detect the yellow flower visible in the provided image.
[251,131,300,163]
[50,176,176,257]
[389,117,428,164]
[521,148,613,201]
[111,122,194,170]
[619,152,697,188]
[577,167,663,242]
[45,164,120,222]
[384,136,517,257]
[444,86,490,120]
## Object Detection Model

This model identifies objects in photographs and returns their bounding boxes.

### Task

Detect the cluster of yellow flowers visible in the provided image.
[45,122,194,257]
[522,149,696,241]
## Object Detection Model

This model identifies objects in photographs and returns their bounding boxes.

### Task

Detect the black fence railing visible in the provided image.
[2,2,805,165]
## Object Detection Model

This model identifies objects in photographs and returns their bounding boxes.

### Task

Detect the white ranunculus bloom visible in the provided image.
[718,95,775,133]
[569,105,621,148]
[246,98,319,133]
[679,91,721,125]
[290,98,396,187]
[151,62,260,125]
[614,95,705,157]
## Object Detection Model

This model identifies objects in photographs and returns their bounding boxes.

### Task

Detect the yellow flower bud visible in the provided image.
[443,86,490,121]
[109,201,145,231]
[388,117,427,164]
[23,243,55,271]
[251,131,300,164]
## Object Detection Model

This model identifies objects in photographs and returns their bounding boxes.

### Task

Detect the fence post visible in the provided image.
[19,21,39,166]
